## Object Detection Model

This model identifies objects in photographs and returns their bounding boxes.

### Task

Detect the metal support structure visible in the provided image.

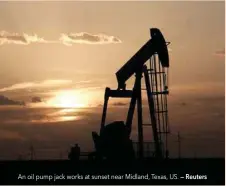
[177,132,181,159]
[135,72,144,159]
[100,88,109,134]
[125,89,137,135]
[100,88,133,134]
[99,64,169,159]
[94,28,170,160]
[143,66,162,158]
[145,53,170,158]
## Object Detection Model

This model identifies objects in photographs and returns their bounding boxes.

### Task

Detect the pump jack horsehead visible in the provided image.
[92,28,170,161]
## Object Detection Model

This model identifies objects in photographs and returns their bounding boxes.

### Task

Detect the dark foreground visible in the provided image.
[0,158,224,185]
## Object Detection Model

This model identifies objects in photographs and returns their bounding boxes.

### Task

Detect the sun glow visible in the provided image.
[47,90,87,108]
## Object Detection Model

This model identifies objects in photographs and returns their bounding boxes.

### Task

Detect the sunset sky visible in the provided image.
[0,1,224,159]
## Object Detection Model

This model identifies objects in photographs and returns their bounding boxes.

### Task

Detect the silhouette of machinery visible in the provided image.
[92,28,170,160]
[68,144,81,161]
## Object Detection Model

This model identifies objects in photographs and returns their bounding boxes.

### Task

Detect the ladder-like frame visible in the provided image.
[141,54,170,158]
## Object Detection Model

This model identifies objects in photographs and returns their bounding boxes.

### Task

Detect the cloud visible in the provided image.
[31,97,42,103]
[214,49,225,57]
[0,31,122,46]
[0,79,72,92]
[0,95,25,106]
[111,102,127,106]
[59,32,122,45]
[0,31,53,45]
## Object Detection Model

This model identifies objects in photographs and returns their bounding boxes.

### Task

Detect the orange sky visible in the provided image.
[0,1,224,159]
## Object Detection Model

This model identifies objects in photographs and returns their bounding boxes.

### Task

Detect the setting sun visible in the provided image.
[47,90,86,108]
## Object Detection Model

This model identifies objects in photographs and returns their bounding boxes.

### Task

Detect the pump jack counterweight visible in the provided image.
[92,28,170,160]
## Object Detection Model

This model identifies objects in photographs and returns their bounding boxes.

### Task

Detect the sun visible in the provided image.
[47,90,86,108]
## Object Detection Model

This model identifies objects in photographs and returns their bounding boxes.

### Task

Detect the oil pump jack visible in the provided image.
[92,28,170,161]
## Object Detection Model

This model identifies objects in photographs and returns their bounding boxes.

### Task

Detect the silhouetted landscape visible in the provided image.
[0,1,224,185]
